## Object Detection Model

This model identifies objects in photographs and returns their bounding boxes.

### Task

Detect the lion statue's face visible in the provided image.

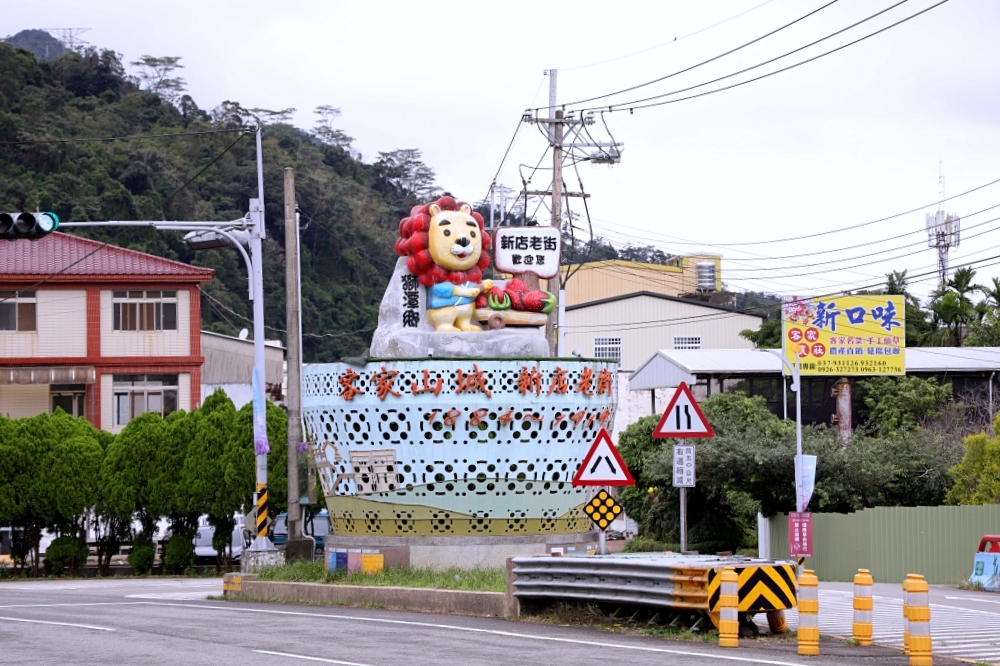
[427,203,483,272]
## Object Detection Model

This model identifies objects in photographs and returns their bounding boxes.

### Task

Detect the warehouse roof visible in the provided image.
[630,347,1000,390]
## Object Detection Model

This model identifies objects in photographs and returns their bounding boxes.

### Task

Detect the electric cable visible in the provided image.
[593,0,949,114]
[534,0,844,110]
[579,0,911,112]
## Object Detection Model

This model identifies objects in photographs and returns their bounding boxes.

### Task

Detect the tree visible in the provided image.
[130,55,186,102]
[858,376,952,435]
[373,149,440,202]
[739,309,781,348]
[947,415,1000,505]
[100,413,166,539]
[249,107,297,125]
[312,105,353,150]
[927,267,982,347]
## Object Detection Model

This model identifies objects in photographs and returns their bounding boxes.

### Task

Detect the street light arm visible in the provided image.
[761,349,800,392]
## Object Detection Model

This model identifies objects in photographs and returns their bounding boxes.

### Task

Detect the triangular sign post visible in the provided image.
[572,428,635,486]
[653,381,715,438]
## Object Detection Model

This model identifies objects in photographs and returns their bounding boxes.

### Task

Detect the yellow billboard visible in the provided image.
[781,294,905,376]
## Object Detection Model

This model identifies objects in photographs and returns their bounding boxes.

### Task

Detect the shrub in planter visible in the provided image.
[128,534,155,575]
[43,536,88,576]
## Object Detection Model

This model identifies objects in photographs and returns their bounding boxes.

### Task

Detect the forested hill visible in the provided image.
[0,42,445,361]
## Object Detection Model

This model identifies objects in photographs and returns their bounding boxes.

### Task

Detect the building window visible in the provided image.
[674,336,702,350]
[0,291,36,331]
[113,374,179,426]
[594,336,621,361]
[51,384,87,418]
[112,291,177,331]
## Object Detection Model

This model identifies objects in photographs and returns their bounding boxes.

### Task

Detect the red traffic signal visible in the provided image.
[0,212,60,240]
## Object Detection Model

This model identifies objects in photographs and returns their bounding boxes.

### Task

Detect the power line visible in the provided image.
[535,0,844,110]
[581,0,912,112]
[560,0,781,72]
[591,0,949,114]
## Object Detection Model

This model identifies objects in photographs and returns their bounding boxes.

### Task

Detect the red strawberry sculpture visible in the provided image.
[475,278,556,314]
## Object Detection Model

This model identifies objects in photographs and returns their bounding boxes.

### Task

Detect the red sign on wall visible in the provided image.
[789,511,813,558]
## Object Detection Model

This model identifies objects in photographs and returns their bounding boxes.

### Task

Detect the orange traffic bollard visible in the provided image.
[907,575,932,666]
[718,566,739,648]
[903,573,921,655]
[852,568,873,646]
[797,568,820,656]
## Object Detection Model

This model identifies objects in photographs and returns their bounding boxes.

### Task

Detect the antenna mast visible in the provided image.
[926,163,960,288]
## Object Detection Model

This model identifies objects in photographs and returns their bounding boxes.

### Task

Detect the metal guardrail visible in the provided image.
[511,554,798,626]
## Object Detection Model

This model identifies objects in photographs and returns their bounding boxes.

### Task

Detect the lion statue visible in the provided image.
[395,195,493,332]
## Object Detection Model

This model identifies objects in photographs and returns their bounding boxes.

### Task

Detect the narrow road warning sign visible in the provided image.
[572,428,635,486]
[653,381,715,438]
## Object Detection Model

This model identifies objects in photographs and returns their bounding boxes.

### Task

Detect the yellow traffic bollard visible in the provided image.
[903,573,921,655]
[718,566,739,648]
[797,568,820,656]
[852,568,873,646]
[907,575,932,666]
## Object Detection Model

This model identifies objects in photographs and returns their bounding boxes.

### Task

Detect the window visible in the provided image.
[0,291,36,331]
[593,336,621,361]
[674,336,702,350]
[113,374,179,426]
[51,384,86,418]
[112,291,177,331]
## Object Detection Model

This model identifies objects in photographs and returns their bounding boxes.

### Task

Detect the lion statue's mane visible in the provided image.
[394,195,491,287]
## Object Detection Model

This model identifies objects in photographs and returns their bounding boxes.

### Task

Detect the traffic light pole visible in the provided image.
[61,127,275,553]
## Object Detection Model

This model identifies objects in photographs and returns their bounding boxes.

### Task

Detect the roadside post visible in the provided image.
[852,568,874,646]
[907,574,933,666]
[718,566,740,648]
[572,428,634,555]
[798,568,820,656]
[652,382,713,553]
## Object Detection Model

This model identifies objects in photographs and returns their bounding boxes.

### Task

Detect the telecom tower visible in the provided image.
[926,168,960,288]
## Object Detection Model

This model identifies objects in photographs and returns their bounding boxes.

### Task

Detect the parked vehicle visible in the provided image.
[271,510,331,553]
[193,524,244,564]
[606,530,626,541]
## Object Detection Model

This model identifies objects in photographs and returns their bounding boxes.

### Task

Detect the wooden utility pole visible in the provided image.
[284,167,303,546]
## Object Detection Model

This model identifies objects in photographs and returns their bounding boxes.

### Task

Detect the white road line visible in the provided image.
[253,650,375,666]
[0,602,143,609]
[125,592,212,600]
[945,595,1000,605]
[145,602,814,666]
[0,615,115,631]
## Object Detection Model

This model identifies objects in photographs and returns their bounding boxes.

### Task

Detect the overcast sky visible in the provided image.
[8,0,1000,303]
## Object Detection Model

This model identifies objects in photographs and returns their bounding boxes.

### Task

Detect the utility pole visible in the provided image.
[545,69,563,356]
[284,167,304,551]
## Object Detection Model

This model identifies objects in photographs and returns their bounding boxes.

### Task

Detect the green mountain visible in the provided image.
[0,41,443,361]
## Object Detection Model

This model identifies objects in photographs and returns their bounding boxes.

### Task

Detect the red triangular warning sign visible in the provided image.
[653,381,715,438]
[572,428,635,486]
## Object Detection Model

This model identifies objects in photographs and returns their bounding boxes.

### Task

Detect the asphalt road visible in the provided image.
[0,577,976,666]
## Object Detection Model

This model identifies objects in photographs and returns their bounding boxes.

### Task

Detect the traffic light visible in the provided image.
[0,212,60,240]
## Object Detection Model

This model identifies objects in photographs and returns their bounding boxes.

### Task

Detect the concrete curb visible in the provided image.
[238,580,512,617]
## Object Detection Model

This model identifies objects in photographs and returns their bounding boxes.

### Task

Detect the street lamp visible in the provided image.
[762,349,805,513]
[61,127,275,554]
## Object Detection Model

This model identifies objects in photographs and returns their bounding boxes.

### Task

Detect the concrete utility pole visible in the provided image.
[545,69,563,356]
[284,167,303,546]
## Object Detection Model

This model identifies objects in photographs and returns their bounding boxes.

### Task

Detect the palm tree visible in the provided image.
[928,268,982,346]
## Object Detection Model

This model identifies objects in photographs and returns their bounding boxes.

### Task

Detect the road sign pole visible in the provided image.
[680,486,687,553]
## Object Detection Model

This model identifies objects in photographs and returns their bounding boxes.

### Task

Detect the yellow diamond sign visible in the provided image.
[584,490,622,530]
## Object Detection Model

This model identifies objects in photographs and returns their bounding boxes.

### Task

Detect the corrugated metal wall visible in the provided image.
[768,506,1000,583]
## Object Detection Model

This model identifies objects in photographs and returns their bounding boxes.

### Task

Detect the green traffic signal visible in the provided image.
[0,212,60,240]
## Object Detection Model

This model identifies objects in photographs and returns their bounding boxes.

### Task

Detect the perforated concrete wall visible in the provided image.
[304,359,618,536]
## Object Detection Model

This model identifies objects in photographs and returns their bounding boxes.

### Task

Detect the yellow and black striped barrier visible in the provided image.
[255,483,268,539]
[706,562,798,615]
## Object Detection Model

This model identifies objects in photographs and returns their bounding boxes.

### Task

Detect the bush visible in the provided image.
[162,533,195,574]
[128,534,155,575]
[42,536,88,575]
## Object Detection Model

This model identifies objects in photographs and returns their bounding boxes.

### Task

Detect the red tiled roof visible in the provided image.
[0,232,214,283]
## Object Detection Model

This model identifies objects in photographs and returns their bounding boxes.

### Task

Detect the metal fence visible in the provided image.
[767,505,1000,583]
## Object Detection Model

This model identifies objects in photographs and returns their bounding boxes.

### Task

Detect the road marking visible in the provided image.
[253,650,375,665]
[0,602,143,609]
[145,603,813,666]
[126,592,212,600]
[0,615,115,631]
[946,595,1000,605]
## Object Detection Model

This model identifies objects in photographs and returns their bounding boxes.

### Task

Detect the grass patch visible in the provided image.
[255,560,506,592]
[959,579,986,591]
[641,625,715,643]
